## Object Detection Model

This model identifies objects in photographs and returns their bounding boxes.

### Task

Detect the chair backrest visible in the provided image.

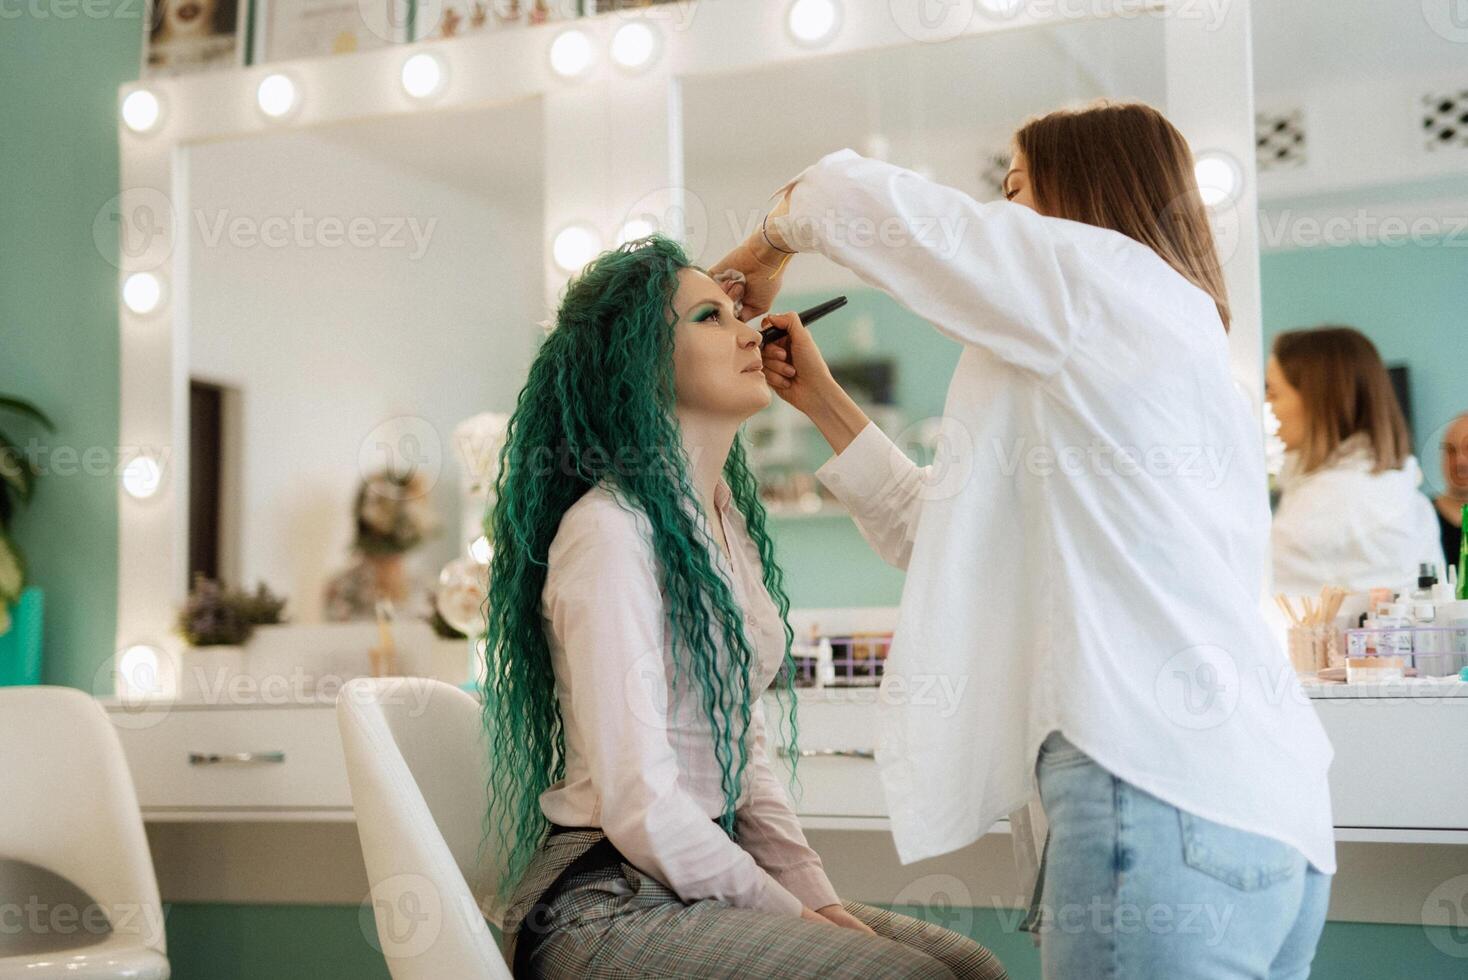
[336,676,511,980]
[0,685,167,956]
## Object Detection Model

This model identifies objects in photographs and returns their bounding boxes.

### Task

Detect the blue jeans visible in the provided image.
[1031,732,1331,980]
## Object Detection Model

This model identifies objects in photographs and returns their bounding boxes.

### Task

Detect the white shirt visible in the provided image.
[772,149,1337,875]
[538,479,840,916]
[1272,433,1446,595]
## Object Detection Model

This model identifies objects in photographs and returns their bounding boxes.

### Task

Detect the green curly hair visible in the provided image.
[478,235,800,896]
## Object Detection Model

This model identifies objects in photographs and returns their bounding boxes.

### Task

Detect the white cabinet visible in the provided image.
[765,686,1468,843]
[103,699,351,821]
[1312,696,1468,839]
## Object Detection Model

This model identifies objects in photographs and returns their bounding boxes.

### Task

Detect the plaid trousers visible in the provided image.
[501,829,1009,979]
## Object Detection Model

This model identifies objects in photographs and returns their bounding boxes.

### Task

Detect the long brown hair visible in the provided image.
[1012,100,1230,331]
[1272,326,1412,474]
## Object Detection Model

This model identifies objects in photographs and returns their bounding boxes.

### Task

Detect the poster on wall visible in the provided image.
[254,0,408,62]
[415,0,579,42]
[143,0,246,76]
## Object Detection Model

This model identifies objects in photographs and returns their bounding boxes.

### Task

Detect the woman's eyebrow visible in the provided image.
[678,298,723,320]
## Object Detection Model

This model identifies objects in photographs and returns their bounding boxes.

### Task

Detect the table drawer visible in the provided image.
[766,693,885,818]
[109,704,351,812]
[1313,699,1468,830]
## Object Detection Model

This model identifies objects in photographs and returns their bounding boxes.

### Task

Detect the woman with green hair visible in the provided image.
[481,235,1005,979]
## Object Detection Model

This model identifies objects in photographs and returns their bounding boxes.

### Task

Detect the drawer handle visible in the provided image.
[188,751,286,766]
[778,747,875,760]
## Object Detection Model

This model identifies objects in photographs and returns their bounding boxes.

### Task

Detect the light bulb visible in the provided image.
[1194,152,1242,208]
[787,0,841,47]
[401,52,447,99]
[549,30,594,78]
[611,21,660,70]
[552,224,602,273]
[118,644,163,696]
[122,455,163,499]
[122,272,163,315]
[257,73,298,119]
[617,217,657,245]
[121,89,163,134]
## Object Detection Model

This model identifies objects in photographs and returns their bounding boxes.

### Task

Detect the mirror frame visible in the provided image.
[112,0,1259,691]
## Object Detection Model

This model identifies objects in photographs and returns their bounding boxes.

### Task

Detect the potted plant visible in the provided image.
[0,394,55,686]
[175,574,287,699]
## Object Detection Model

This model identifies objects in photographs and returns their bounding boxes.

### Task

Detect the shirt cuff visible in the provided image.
[755,871,805,916]
[776,865,841,912]
[765,148,861,253]
[814,419,905,504]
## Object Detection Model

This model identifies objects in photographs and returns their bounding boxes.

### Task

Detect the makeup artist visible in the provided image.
[1265,326,1444,594]
[714,101,1335,979]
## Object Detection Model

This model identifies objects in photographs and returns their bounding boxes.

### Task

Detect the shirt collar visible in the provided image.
[713,476,733,513]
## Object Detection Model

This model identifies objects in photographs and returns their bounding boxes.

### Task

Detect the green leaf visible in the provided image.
[0,532,23,603]
[0,395,56,432]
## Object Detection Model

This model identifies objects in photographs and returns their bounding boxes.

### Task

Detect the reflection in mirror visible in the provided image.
[183,99,544,623]
[1253,0,1468,598]
[681,15,1165,607]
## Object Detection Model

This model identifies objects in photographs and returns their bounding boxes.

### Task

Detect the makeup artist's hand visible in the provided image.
[763,311,873,456]
[815,903,879,936]
[760,311,835,416]
[709,240,785,320]
[709,196,794,319]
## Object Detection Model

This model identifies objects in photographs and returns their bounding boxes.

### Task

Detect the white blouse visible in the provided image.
[772,149,1337,876]
[538,478,840,916]
[1272,433,1446,595]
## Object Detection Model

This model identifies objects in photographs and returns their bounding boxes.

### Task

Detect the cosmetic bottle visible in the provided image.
[1378,602,1413,656]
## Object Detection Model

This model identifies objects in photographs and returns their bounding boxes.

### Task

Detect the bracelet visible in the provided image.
[762,212,797,255]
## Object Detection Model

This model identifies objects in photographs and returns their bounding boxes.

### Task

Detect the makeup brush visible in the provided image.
[759,295,848,347]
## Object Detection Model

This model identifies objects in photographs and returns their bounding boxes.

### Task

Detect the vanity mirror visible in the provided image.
[111,0,1258,691]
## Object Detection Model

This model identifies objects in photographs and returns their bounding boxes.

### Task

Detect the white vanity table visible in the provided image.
[99,677,1468,842]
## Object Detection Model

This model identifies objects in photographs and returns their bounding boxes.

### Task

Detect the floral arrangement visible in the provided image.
[176,574,288,647]
[354,468,440,555]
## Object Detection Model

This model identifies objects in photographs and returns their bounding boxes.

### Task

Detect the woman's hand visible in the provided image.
[761,311,872,456]
[709,239,787,320]
[815,903,878,936]
[760,311,837,417]
[709,195,795,319]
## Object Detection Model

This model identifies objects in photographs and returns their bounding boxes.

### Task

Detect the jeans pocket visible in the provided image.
[1178,810,1303,891]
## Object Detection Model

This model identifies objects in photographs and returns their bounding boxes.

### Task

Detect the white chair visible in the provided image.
[0,685,169,979]
[336,677,512,980]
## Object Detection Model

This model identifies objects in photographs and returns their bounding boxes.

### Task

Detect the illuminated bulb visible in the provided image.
[552,224,602,273]
[122,272,163,315]
[468,535,492,564]
[611,21,659,70]
[787,0,841,47]
[1194,152,1241,207]
[257,73,298,119]
[121,89,162,134]
[122,456,162,499]
[118,644,163,696]
[401,52,447,99]
[617,217,657,245]
[549,30,594,78]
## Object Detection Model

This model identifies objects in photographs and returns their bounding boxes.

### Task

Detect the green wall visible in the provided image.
[4,9,1466,975]
[0,1,131,692]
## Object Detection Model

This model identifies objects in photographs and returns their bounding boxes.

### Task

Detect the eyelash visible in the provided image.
[1004,187,1019,200]
[696,308,723,323]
